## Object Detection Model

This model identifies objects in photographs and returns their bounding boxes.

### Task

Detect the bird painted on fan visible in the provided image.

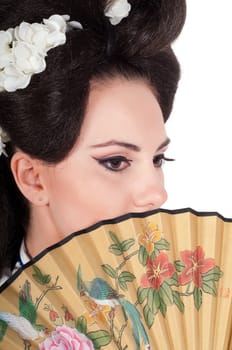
[80,277,123,307]
[0,312,44,341]
[0,280,45,342]
[77,265,150,350]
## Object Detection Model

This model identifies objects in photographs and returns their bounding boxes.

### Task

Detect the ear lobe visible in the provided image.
[10,151,49,206]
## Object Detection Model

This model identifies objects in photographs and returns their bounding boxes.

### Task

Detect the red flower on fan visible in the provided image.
[178,246,215,288]
[141,252,175,290]
[49,310,59,322]
[61,305,74,321]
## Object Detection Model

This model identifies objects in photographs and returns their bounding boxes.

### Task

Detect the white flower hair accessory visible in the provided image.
[0,15,82,93]
[0,127,10,157]
[104,0,131,26]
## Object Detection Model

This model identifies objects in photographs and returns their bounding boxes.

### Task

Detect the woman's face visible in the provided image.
[39,77,169,236]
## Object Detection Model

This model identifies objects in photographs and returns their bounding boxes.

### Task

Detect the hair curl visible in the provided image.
[0,0,186,275]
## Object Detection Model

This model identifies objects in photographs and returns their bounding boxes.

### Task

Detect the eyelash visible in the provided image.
[153,154,175,168]
[95,156,132,172]
[95,154,175,172]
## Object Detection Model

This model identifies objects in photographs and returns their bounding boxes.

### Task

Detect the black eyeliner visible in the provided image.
[92,156,132,172]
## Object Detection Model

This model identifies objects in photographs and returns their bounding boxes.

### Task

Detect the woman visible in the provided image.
[0,0,186,285]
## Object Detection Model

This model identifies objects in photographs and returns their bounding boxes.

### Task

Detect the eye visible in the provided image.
[153,154,175,168]
[94,156,132,172]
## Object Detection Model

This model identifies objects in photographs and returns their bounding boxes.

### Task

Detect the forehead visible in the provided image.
[77,77,166,147]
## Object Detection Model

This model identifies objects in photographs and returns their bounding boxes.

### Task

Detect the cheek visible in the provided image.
[47,174,131,234]
[44,171,84,232]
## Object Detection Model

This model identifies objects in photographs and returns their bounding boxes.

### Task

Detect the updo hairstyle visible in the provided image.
[0,0,186,275]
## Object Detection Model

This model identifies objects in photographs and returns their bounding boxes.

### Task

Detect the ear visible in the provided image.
[10,151,49,206]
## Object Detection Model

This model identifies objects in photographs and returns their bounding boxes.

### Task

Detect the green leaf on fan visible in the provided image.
[121,239,135,252]
[118,272,135,291]
[194,287,202,310]
[109,244,123,256]
[32,265,51,285]
[154,238,170,251]
[77,265,83,291]
[166,272,179,286]
[202,266,223,282]
[42,275,51,284]
[137,287,148,304]
[108,231,121,246]
[101,264,117,279]
[119,279,128,291]
[76,316,87,334]
[139,246,148,266]
[151,249,159,259]
[202,280,217,296]
[143,304,154,329]
[119,271,136,282]
[159,299,167,317]
[32,265,42,277]
[173,291,184,313]
[0,320,7,341]
[154,289,161,310]
[174,260,186,272]
[147,288,155,313]
[159,282,173,306]
[147,288,159,314]
[87,330,112,347]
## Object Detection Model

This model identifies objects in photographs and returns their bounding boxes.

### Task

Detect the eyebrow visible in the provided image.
[157,137,171,151]
[90,137,170,152]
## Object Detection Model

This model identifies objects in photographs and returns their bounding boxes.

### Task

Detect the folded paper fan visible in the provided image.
[0,208,232,350]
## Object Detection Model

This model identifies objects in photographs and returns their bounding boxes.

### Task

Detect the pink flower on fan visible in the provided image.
[178,246,215,288]
[39,325,94,350]
[141,252,175,290]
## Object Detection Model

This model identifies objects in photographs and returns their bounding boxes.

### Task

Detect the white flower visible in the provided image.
[0,14,81,93]
[0,30,13,69]
[43,14,68,34]
[0,127,10,157]
[105,0,131,25]
[13,41,46,74]
[0,140,7,157]
[41,14,68,50]
[0,64,31,92]
[14,22,50,54]
[14,15,67,53]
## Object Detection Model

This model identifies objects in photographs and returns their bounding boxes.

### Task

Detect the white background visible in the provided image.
[163,0,232,217]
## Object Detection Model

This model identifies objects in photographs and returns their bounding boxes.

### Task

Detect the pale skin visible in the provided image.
[11,77,171,258]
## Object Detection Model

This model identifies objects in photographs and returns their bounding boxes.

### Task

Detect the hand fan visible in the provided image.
[0,208,231,350]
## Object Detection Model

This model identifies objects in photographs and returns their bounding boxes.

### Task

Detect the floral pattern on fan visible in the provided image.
[0,221,224,349]
[39,325,94,349]
[100,223,223,328]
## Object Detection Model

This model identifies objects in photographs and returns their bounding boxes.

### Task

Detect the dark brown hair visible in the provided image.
[0,0,186,275]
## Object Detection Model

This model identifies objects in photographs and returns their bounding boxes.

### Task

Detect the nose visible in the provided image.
[131,171,167,211]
